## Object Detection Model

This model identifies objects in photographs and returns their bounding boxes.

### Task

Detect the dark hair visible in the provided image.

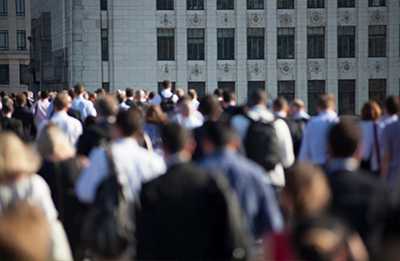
[249,89,267,107]
[15,94,27,107]
[384,96,400,115]
[222,90,235,103]
[74,83,85,95]
[317,94,335,111]
[361,101,382,121]
[161,80,171,90]
[198,95,222,119]
[148,92,155,100]
[1,97,14,114]
[273,97,288,112]
[116,108,144,137]
[40,91,49,100]
[161,123,190,154]
[95,96,118,117]
[328,118,361,158]
[67,89,75,99]
[125,88,134,98]
[203,122,236,149]
[95,88,106,95]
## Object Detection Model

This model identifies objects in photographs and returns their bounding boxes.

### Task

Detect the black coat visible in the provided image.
[12,106,36,141]
[0,116,24,138]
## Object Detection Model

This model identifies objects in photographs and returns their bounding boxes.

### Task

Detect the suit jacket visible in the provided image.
[12,106,36,141]
[0,116,24,138]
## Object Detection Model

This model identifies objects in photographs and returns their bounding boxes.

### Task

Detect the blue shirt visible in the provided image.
[200,149,283,238]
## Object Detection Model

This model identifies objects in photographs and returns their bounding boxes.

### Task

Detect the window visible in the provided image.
[100,0,107,10]
[247,28,264,60]
[308,0,324,8]
[17,30,26,50]
[16,0,24,15]
[101,29,109,61]
[248,81,265,101]
[157,28,175,61]
[278,81,295,102]
[218,29,235,60]
[217,0,234,10]
[369,79,386,105]
[0,65,9,85]
[187,0,204,10]
[188,82,206,97]
[308,80,325,115]
[278,0,295,9]
[0,31,8,50]
[338,0,355,8]
[247,0,264,9]
[338,80,355,115]
[369,25,386,57]
[338,26,355,58]
[0,0,7,16]
[218,81,235,93]
[20,64,30,85]
[278,28,295,59]
[369,0,385,7]
[188,29,205,60]
[308,27,325,58]
[102,82,110,92]
[157,0,174,10]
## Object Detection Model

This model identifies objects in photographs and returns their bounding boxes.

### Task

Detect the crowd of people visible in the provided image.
[0,80,400,260]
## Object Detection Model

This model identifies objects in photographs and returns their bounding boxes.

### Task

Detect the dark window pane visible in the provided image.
[100,0,107,10]
[278,81,295,102]
[188,29,205,60]
[278,28,295,59]
[20,64,30,85]
[157,0,174,10]
[308,0,324,8]
[247,28,265,60]
[0,0,7,16]
[248,81,265,102]
[369,25,386,57]
[338,80,355,115]
[308,80,325,115]
[101,29,109,61]
[369,79,387,106]
[278,0,295,9]
[187,0,204,10]
[0,64,9,85]
[16,0,25,16]
[218,81,235,93]
[102,82,110,92]
[338,0,355,8]
[247,0,264,9]
[0,31,8,50]
[218,29,235,60]
[338,26,355,58]
[308,27,325,58]
[369,0,385,7]
[158,28,175,61]
[217,0,234,10]
[188,82,206,97]
[17,30,26,50]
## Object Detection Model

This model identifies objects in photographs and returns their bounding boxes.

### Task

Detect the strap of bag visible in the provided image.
[373,123,382,170]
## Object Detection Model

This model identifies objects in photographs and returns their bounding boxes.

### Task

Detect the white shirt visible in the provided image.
[298,110,339,165]
[50,111,83,145]
[71,95,97,120]
[150,89,179,105]
[172,112,204,130]
[231,105,295,187]
[34,98,50,127]
[360,121,384,171]
[76,137,166,203]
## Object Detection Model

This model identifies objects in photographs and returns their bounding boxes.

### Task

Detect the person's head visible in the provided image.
[188,89,198,101]
[146,105,168,125]
[213,88,223,99]
[361,101,382,121]
[222,90,236,106]
[249,89,267,107]
[148,91,155,100]
[290,99,306,116]
[74,83,85,96]
[95,95,118,118]
[95,88,106,97]
[88,92,96,103]
[115,90,125,104]
[273,97,289,115]
[282,163,331,219]
[202,122,240,155]
[328,118,361,159]
[135,90,146,102]
[53,92,71,112]
[36,124,75,162]
[317,94,336,113]
[177,96,193,117]
[15,93,27,107]
[198,95,223,121]
[384,96,400,116]
[40,90,49,100]
[0,202,50,261]
[161,123,195,158]
[175,88,185,99]
[115,108,144,138]
[0,132,41,180]
[125,88,134,99]
[161,80,172,90]
[1,96,14,115]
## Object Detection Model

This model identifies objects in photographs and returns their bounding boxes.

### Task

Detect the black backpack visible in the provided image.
[159,93,176,113]
[244,117,282,172]
[82,147,133,259]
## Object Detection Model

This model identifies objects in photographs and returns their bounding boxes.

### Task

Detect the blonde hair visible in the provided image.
[36,124,76,161]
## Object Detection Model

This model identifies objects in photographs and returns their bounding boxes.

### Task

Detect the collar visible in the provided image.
[327,158,359,173]
[53,110,69,117]
[318,110,337,118]
[165,152,190,168]
[248,105,274,122]
[114,137,139,147]
[275,111,287,118]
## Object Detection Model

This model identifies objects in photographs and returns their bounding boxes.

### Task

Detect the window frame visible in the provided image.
[338,0,355,8]
[277,0,295,9]
[278,27,295,59]
[188,82,206,97]
[338,80,356,115]
[217,0,234,10]
[0,0,7,16]
[0,31,8,50]
[217,28,235,60]
[368,0,385,7]
[278,81,296,102]
[157,28,175,61]
[308,80,326,115]
[307,0,324,8]
[187,0,204,10]
[0,64,9,85]
[368,25,386,57]
[16,30,26,50]
[187,28,205,61]
[307,27,325,59]
[247,28,265,60]
[247,0,264,10]
[369,79,387,105]
[157,0,174,10]
[16,0,25,16]
[101,29,109,61]
[338,26,356,58]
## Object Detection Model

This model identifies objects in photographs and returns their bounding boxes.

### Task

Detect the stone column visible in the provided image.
[236,0,247,103]
[266,0,278,98]
[176,0,187,88]
[356,0,369,112]
[387,0,400,96]
[296,0,308,106]
[326,0,338,103]
[206,0,217,93]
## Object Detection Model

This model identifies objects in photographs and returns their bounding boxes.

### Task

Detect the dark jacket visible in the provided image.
[12,106,36,141]
[0,116,24,138]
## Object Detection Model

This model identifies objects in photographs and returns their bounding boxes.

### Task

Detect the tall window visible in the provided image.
[157,28,175,61]
[278,28,295,59]
[188,82,206,97]
[338,26,355,58]
[17,30,26,50]
[218,29,235,60]
[0,0,7,16]
[308,27,325,58]
[247,0,264,9]
[278,81,295,101]
[248,81,265,101]
[369,0,385,7]
[369,25,386,57]
[16,0,25,16]
[278,0,295,9]
[218,81,235,93]
[369,79,386,105]
[247,28,264,60]
[217,0,234,10]
[100,0,107,10]
[308,80,325,115]
[308,0,324,8]
[0,31,8,50]
[157,0,174,10]
[338,80,355,115]
[187,29,205,60]
[338,0,355,8]
[187,0,204,10]
[0,65,9,85]
[101,29,109,61]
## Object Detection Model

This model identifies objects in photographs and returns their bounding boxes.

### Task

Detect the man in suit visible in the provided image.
[0,97,24,139]
[12,93,36,141]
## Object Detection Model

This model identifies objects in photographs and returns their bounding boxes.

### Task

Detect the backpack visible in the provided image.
[278,117,307,157]
[159,92,176,113]
[81,147,133,259]
[244,117,282,172]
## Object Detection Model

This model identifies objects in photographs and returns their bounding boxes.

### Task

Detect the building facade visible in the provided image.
[31,0,400,114]
[0,0,30,92]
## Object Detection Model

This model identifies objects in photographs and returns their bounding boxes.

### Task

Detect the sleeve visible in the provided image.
[274,119,294,168]
[33,175,58,221]
[298,122,311,162]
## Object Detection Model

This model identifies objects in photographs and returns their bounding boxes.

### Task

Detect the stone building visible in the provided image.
[0,0,30,92]
[31,0,400,114]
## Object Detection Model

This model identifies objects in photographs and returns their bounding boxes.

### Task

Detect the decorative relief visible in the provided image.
[247,11,265,27]
[338,59,357,79]
[368,59,387,78]
[277,10,296,27]
[308,60,326,80]
[338,60,354,74]
[186,12,205,27]
[247,61,265,81]
[217,61,236,81]
[338,9,356,25]
[188,62,206,81]
[216,11,235,27]
[158,62,176,81]
[277,60,295,80]
[369,9,387,25]
[157,12,176,27]
[308,9,326,26]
